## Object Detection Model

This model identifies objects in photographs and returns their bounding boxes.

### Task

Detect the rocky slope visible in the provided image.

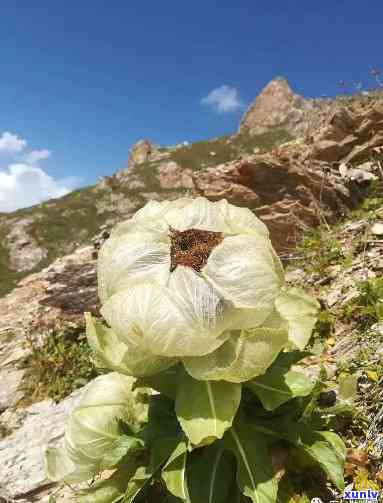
[285,183,383,491]
[0,79,383,501]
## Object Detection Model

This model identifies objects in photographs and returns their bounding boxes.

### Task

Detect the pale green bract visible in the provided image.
[85,312,176,377]
[44,373,146,483]
[275,287,320,350]
[96,197,319,381]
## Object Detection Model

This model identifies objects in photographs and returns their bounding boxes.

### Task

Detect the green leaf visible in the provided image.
[269,351,312,368]
[162,440,189,500]
[226,481,242,503]
[150,436,184,474]
[175,370,241,446]
[140,395,181,446]
[223,414,278,503]
[100,435,144,470]
[187,443,235,503]
[78,459,139,503]
[246,416,301,446]
[234,415,345,492]
[123,465,152,502]
[298,426,345,491]
[158,496,184,503]
[316,431,346,463]
[134,365,182,399]
[247,351,314,411]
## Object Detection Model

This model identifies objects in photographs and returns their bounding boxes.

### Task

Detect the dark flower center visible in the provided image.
[169,227,223,272]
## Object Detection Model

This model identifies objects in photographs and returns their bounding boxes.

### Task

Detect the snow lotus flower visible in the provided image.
[45,198,331,502]
[96,197,318,383]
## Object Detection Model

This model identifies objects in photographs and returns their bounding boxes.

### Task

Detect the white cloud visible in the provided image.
[0,164,72,212]
[23,149,51,164]
[0,132,27,153]
[201,85,244,113]
[0,132,79,212]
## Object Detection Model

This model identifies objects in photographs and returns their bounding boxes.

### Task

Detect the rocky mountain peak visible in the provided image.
[115,139,171,179]
[239,76,314,136]
[128,139,157,166]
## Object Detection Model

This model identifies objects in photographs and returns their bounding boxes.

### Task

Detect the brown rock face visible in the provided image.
[313,138,358,162]
[193,155,356,254]
[193,163,260,206]
[157,161,194,189]
[239,77,314,136]
[6,218,47,272]
[311,104,383,163]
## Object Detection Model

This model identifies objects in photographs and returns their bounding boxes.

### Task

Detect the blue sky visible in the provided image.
[0,1,382,211]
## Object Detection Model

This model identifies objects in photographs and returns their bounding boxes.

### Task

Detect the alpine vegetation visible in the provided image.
[45,197,346,502]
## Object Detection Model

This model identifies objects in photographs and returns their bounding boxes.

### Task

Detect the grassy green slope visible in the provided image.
[0,186,113,297]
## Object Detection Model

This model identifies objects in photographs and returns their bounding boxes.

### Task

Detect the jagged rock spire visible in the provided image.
[239,77,314,136]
